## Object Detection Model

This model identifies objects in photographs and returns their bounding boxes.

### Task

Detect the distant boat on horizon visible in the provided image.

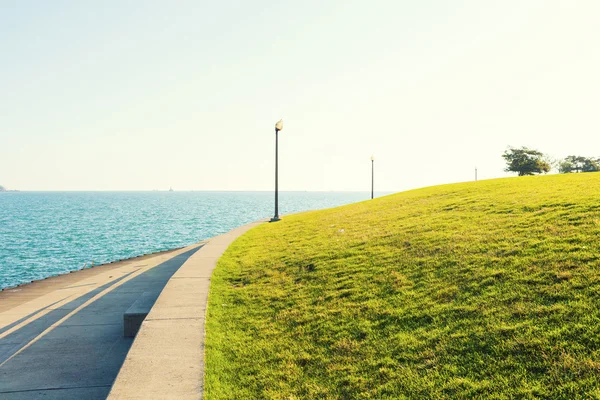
[169,187,174,192]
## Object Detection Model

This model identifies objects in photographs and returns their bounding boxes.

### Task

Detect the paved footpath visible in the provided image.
[0,245,204,399]
[0,220,262,400]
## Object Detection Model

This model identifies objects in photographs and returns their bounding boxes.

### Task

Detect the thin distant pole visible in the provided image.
[475,167,478,182]
[371,159,374,199]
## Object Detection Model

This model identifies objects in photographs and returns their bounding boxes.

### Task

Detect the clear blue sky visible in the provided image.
[2,1,599,191]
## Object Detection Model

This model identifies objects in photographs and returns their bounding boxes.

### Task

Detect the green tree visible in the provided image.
[502,147,551,176]
[559,155,600,173]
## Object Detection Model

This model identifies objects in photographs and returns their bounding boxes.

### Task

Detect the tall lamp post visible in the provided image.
[371,155,375,199]
[270,119,284,222]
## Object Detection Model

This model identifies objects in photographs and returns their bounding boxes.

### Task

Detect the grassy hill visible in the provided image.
[205,173,600,399]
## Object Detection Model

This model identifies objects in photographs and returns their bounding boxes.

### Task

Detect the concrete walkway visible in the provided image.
[108,220,264,399]
[0,244,203,399]
[0,220,263,399]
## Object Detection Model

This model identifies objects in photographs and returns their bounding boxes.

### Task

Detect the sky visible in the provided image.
[1,0,599,192]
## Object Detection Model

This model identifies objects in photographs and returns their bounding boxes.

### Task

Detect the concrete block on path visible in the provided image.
[124,292,155,337]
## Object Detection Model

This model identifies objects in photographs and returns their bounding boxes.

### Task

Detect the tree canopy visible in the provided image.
[558,156,600,173]
[502,147,551,176]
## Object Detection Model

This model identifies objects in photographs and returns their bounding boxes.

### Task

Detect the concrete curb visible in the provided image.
[108,220,265,399]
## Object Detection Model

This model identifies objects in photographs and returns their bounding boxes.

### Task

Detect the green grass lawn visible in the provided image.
[205,173,600,399]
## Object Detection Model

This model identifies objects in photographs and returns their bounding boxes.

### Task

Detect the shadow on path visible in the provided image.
[0,246,201,399]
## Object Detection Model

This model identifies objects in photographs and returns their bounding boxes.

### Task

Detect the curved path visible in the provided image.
[0,219,262,399]
[0,245,203,399]
[108,220,263,399]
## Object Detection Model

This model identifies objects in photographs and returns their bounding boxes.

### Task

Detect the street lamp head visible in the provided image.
[275,119,283,132]
[371,155,375,161]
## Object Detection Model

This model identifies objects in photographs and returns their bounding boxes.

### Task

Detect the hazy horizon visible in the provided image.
[0,189,392,193]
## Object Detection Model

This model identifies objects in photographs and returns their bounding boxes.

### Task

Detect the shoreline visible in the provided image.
[0,246,190,293]
[1,193,369,293]
[0,245,195,314]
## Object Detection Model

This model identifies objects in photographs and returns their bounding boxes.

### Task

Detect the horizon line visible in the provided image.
[1,189,397,193]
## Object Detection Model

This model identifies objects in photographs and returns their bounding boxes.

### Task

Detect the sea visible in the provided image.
[0,191,376,290]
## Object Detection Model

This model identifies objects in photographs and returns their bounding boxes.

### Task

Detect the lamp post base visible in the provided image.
[269,216,281,222]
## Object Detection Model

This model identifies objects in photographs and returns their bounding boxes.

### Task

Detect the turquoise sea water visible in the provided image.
[0,191,375,290]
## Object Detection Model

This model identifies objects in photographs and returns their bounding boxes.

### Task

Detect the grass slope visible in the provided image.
[205,173,600,399]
